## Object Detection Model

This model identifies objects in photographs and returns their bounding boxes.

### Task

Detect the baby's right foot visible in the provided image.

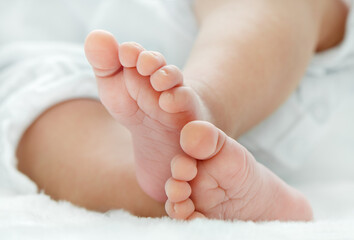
[165,121,313,221]
[84,30,207,202]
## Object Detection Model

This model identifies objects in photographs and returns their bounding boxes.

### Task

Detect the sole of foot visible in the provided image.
[165,121,313,221]
[84,30,206,202]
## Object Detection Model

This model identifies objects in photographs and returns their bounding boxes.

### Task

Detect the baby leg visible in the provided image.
[17,99,165,217]
[185,0,348,138]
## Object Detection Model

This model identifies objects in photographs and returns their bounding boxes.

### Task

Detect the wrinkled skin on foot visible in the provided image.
[85,30,206,202]
[165,121,313,221]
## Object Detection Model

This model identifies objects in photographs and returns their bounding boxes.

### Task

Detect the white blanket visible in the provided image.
[1,0,354,239]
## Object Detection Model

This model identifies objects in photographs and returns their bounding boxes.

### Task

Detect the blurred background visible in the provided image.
[0,0,198,67]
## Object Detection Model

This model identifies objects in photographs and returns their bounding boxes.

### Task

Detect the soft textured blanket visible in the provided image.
[1,183,354,240]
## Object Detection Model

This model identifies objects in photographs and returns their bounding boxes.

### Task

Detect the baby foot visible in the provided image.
[84,30,206,202]
[165,121,313,221]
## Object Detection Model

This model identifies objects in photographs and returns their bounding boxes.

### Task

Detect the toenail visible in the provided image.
[173,204,179,213]
[160,68,168,76]
[132,43,143,49]
[164,91,174,101]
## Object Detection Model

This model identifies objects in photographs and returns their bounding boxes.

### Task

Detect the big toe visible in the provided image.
[84,30,121,77]
[180,121,226,160]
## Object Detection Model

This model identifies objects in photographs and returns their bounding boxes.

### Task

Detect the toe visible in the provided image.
[165,178,192,203]
[171,155,197,181]
[137,51,166,76]
[159,86,198,114]
[85,30,138,119]
[187,212,206,220]
[165,199,195,220]
[180,121,226,160]
[150,65,183,92]
[84,30,121,77]
[119,42,144,68]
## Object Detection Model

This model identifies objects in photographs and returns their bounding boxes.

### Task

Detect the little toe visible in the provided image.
[171,155,197,181]
[180,121,226,160]
[187,212,206,220]
[150,65,183,92]
[165,199,195,220]
[84,30,121,77]
[137,51,166,76]
[165,178,191,203]
[159,86,198,114]
[119,42,144,68]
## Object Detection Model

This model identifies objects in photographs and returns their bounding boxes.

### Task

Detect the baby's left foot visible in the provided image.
[165,121,313,221]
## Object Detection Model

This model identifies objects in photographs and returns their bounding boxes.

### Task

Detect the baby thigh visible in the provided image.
[16,99,165,217]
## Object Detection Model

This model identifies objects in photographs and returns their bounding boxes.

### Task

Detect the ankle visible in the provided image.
[184,76,235,136]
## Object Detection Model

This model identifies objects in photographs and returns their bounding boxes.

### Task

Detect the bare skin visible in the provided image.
[17,99,165,217]
[84,33,206,202]
[17,0,347,220]
[184,0,348,137]
[165,121,312,221]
